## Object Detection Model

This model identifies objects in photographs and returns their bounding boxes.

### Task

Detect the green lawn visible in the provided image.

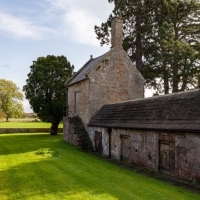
[0,122,63,128]
[0,133,199,200]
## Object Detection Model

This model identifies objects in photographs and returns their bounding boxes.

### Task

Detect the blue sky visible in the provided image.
[0,0,114,112]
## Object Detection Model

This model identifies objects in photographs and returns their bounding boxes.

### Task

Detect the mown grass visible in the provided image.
[0,122,63,128]
[0,133,199,200]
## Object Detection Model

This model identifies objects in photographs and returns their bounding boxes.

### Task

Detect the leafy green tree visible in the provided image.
[0,79,24,121]
[95,0,200,94]
[0,109,6,120]
[23,55,75,135]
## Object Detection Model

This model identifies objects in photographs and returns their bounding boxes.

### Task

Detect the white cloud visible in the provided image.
[64,9,101,46]
[0,1,114,43]
[45,0,114,46]
[45,0,73,10]
[0,11,55,39]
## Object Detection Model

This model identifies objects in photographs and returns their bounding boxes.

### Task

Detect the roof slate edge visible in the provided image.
[66,51,110,87]
[100,88,200,107]
[65,58,92,87]
[88,123,200,133]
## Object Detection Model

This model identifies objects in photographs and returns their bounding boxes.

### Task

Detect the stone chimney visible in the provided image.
[111,16,123,48]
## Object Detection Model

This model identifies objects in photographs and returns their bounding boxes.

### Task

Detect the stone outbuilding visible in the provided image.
[88,89,200,182]
[63,16,200,182]
[63,17,145,144]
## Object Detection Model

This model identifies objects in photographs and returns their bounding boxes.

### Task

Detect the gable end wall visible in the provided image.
[87,47,145,119]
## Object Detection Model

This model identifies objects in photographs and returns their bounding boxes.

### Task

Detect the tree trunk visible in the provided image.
[50,122,59,135]
[135,1,143,73]
[180,62,188,91]
[162,47,169,94]
[163,69,169,94]
[172,23,179,93]
[6,115,9,122]
[172,66,179,93]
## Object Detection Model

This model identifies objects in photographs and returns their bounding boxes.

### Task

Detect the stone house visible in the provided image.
[63,17,145,144]
[63,17,200,182]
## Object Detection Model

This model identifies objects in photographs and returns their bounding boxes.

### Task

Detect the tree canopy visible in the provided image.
[23,55,75,135]
[95,0,200,94]
[0,79,24,121]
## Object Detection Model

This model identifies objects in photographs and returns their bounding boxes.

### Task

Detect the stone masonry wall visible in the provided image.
[110,129,159,170]
[64,46,145,142]
[87,47,145,119]
[0,128,63,134]
[88,127,200,182]
[63,79,90,143]
[67,79,90,126]
[176,133,200,181]
[88,127,109,155]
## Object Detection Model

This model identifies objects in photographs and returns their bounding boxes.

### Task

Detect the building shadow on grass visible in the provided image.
[0,133,64,156]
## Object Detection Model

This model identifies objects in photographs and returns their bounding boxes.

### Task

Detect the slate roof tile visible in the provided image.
[89,89,200,132]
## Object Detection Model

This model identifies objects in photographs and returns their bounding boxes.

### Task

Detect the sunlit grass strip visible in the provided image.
[0,133,199,200]
[0,122,63,128]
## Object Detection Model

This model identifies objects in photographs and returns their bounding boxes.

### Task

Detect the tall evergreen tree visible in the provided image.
[23,55,75,135]
[95,0,200,94]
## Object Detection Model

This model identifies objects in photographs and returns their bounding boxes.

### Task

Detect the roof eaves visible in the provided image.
[102,88,200,106]
[66,77,89,87]
[88,123,200,133]
[65,58,92,87]
[65,51,110,87]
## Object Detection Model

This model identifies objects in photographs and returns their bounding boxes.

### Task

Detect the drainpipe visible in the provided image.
[107,127,112,158]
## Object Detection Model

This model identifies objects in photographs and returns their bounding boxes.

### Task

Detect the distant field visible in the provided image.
[0,118,38,122]
[0,121,63,128]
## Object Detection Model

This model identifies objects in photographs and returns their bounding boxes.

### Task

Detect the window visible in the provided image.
[74,91,80,115]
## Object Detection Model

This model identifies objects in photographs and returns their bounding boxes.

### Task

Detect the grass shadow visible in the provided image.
[0,133,63,156]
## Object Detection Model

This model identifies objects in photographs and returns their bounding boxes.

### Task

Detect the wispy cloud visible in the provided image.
[63,9,101,46]
[45,0,73,10]
[0,0,113,43]
[45,0,113,46]
[0,11,55,39]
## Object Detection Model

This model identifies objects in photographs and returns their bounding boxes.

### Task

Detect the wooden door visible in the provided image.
[121,135,131,161]
[159,141,175,176]
[95,132,102,153]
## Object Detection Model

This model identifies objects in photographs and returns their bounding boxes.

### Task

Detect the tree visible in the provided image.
[0,79,24,121]
[95,0,200,94]
[0,109,6,120]
[23,55,75,135]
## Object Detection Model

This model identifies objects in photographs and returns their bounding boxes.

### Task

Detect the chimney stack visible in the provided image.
[111,16,123,48]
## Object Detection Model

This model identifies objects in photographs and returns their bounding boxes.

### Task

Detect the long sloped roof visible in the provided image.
[89,89,200,132]
[66,53,108,86]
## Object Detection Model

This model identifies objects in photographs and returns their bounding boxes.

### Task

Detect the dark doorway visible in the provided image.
[95,131,102,153]
[159,141,175,176]
[121,135,131,161]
